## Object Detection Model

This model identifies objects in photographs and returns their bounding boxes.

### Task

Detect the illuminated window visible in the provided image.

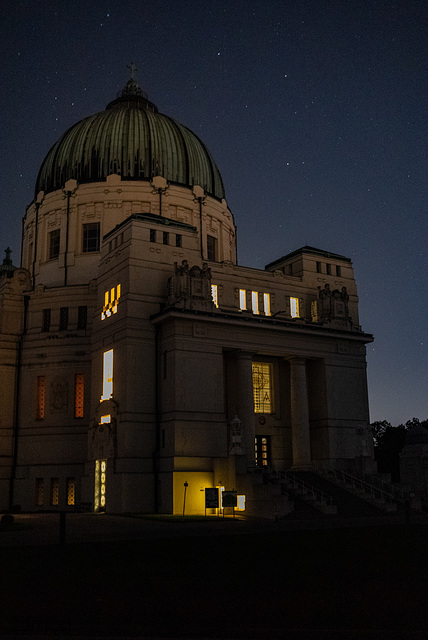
[37,376,46,420]
[35,478,44,506]
[218,486,225,509]
[59,306,68,331]
[66,478,75,506]
[207,235,217,261]
[82,222,100,253]
[239,289,247,311]
[263,293,271,316]
[101,349,113,400]
[77,305,87,329]
[51,478,59,506]
[255,436,270,467]
[252,291,259,315]
[74,374,84,418]
[95,459,107,512]
[42,308,51,332]
[49,229,60,259]
[101,284,121,320]
[311,300,319,322]
[252,362,273,414]
[100,414,111,424]
[237,495,246,511]
[211,284,218,308]
[290,297,300,318]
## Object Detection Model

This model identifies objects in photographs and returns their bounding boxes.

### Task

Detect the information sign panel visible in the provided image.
[222,491,237,508]
[205,487,219,508]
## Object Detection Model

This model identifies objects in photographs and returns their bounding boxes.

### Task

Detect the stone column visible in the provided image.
[236,351,255,467]
[289,356,312,469]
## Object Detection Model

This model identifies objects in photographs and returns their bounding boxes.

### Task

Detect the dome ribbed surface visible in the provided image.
[35,95,225,200]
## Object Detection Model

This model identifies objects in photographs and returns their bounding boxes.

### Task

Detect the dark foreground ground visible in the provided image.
[0,515,427,639]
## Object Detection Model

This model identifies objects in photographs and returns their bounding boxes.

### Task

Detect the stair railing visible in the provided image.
[333,461,411,503]
[326,467,396,507]
[276,471,335,508]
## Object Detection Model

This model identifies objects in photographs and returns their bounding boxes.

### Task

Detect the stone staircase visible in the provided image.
[249,465,413,521]
[289,471,386,518]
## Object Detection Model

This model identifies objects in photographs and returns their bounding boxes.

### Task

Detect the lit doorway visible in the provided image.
[255,436,271,468]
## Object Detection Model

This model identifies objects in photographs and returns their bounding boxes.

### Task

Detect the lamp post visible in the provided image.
[183,481,188,516]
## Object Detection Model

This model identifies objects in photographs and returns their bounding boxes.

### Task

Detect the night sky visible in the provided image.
[1,1,427,425]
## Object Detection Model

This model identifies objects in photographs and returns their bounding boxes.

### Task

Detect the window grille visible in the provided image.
[74,374,84,418]
[82,222,100,252]
[35,478,44,506]
[37,376,46,419]
[66,478,75,506]
[51,478,59,506]
[49,229,60,259]
[252,362,273,414]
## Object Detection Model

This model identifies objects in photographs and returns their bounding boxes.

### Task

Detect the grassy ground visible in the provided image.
[1,523,427,638]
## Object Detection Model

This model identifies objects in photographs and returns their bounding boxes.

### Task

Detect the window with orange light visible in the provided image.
[74,374,84,418]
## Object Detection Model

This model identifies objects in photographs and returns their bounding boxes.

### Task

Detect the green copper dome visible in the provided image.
[35,79,225,200]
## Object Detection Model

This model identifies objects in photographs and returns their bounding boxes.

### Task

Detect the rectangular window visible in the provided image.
[263,293,271,316]
[211,284,218,308]
[207,235,217,261]
[336,265,341,277]
[59,306,68,331]
[252,291,259,315]
[51,478,59,506]
[35,478,44,507]
[49,229,60,259]
[163,231,169,245]
[290,297,300,318]
[94,459,107,512]
[239,289,247,311]
[77,305,87,329]
[37,376,46,419]
[311,300,319,322]
[316,261,322,273]
[66,478,75,506]
[82,222,100,253]
[101,284,121,320]
[326,263,331,275]
[42,308,51,332]
[150,229,156,243]
[252,362,273,414]
[176,234,182,247]
[74,374,84,418]
[102,349,113,400]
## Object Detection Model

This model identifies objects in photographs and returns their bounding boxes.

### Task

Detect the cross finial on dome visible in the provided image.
[127,62,138,80]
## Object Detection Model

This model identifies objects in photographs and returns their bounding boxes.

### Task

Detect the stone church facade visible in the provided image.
[0,75,375,516]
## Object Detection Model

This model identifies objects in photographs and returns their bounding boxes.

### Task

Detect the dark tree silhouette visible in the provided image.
[371,417,428,482]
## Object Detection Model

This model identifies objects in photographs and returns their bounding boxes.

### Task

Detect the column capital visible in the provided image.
[236,350,255,361]
[288,355,306,366]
